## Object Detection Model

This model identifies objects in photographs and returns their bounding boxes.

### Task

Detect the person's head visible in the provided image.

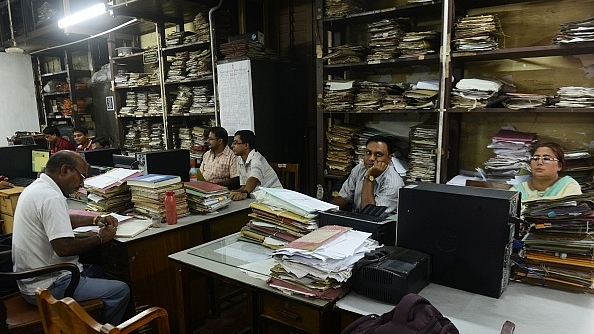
[232,130,256,156]
[529,142,565,179]
[44,150,88,196]
[206,127,229,152]
[72,126,89,145]
[91,137,110,150]
[364,135,393,168]
[43,126,61,145]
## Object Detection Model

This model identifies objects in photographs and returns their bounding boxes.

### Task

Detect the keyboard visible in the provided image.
[9,177,36,187]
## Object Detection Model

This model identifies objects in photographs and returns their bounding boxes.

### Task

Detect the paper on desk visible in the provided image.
[214,241,273,262]
[84,168,142,190]
[239,257,276,280]
[253,188,338,218]
[72,214,134,234]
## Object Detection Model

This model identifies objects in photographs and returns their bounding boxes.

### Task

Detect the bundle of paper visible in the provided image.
[268,225,380,299]
[399,31,439,56]
[406,121,438,183]
[127,174,189,219]
[554,17,594,44]
[324,0,367,19]
[323,80,357,112]
[184,181,231,213]
[366,18,409,61]
[555,86,594,108]
[323,45,369,64]
[325,123,361,177]
[453,15,502,52]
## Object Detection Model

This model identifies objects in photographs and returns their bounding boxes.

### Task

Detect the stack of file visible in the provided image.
[240,202,318,250]
[186,49,212,79]
[190,86,215,114]
[324,0,367,19]
[127,174,190,219]
[323,45,368,65]
[502,93,547,110]
[406,121,438,183]
[403,88,438,109]
[451,78,503,109]
[84,168,143,214]
[453,15,502,52]
[269,225,380,299]
[219,40,277,60]
[563,149,594,192]
[398,31,439,56]
[184,180,231,213]
[484,127,535,180]
[515,194,594,293]
[353,81,388,112]
[323,80,356,112]
[366,18,408,61]
[170,85,193,114]
[555,86,594,108]
[326,123,361,177]
[192,9,211,41]
[554,17,594,44]
[166,52,188,82]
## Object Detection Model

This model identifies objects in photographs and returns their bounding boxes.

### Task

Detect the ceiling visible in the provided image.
[1,0,224,54]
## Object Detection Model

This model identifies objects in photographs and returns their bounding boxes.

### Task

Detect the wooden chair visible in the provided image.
[35,288,170,334]
[0,247,103,334]
[270,163,300,191]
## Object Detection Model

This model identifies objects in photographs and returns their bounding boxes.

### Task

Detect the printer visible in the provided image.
[351,246,431,304]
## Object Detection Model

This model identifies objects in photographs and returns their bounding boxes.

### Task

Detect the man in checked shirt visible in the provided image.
[200,126,240,189]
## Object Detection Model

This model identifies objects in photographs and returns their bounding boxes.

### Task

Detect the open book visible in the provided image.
[73,218,153,238]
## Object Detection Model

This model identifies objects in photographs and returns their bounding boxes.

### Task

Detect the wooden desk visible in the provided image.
[98,200,252,332]
[169,233,341,334]
[0,186,25,233]
[336,282,594,334]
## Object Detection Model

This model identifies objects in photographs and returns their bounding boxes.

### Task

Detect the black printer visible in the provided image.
[351,246,431,304]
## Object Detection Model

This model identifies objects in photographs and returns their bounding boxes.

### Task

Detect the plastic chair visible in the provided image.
[35,288,170,334]
[0,247,103,334]
[270,163,300,191]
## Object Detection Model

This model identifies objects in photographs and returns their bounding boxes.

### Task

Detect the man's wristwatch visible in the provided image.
[366,174,375,182]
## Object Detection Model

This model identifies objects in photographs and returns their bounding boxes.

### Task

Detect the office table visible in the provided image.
[337,282,594,334]
[169,233,341,334]
[93,200,253,332]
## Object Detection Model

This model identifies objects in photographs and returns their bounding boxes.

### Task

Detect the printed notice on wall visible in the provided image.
[217,59,255,134]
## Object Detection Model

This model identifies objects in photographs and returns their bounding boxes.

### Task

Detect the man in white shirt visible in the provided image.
[230,129,282,200]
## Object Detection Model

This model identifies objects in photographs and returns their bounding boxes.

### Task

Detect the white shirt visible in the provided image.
[237,150,282,191]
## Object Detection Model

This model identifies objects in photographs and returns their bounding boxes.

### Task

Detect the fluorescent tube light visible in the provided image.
[57,3,107,29]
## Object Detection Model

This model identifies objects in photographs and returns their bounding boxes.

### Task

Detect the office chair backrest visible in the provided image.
[270,163,300,191]
[35,288,170,334]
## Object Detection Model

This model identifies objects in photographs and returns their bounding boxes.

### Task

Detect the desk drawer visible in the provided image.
[260,293,320,334]
[0,214,13,234]
[260,315,313,334]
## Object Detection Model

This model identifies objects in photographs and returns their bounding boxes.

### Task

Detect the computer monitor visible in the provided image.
[32,150,50,173]
[0,145,37,179]
[113,154,139,169]
[79,148,121,167]
[20,136,36,146]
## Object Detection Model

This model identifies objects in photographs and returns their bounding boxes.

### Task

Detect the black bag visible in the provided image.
[0,233,17,296]
[341,293,459,334]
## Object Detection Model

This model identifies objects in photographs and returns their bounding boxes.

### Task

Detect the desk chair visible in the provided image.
[270,163,300,191]
[0,246,103,334]
[36,288,170,334]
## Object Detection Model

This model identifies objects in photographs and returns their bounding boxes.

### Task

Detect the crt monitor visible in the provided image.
[79,148,121,167]
[113,154,139,169]
[32,150,50,173]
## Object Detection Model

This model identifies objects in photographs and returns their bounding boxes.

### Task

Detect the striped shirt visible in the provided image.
[237,150,282,190]
[200,146,238,183]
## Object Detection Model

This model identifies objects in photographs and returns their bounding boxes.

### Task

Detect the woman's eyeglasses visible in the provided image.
[529,156,559,164]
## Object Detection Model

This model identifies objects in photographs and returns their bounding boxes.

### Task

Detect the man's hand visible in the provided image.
[97,225,117,244]
[366,161,388,178]
[230,191,248,201]
[95,215,119,228]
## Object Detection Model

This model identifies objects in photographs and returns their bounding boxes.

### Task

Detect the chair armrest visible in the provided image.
[115,307,169,334]
[0,263,81,297]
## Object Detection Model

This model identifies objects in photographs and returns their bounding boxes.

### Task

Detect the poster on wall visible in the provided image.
[217,59,255,135]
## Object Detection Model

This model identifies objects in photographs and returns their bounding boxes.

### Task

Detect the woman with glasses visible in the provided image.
[511,142,581,201]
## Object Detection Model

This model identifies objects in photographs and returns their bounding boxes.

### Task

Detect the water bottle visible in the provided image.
[164,191,177,225]
[316,184,324,200]
[189,159,198,182]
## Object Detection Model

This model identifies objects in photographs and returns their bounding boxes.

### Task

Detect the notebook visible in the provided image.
[115,219,153,238]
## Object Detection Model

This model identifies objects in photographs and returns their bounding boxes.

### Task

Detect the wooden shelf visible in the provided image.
[452,43,594,61]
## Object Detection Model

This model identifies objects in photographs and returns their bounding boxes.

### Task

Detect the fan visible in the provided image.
[5,0,25,53]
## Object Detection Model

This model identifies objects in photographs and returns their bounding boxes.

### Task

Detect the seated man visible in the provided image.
[73,126,93,152]
[331,135,404,214]
[12,150,130,325]
[43,126,75,153]
[230,130,282,200]
[91,137,111,150]
[200,127,239,189]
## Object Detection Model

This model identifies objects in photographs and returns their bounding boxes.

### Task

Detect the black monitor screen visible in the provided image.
[79,148,121,167]
[0,145,37,179]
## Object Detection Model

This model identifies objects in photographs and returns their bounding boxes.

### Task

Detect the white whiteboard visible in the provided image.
[217,59,255,135]
[0,53,39,144]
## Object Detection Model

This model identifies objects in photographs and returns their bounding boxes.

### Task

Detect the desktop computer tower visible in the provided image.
[397,183,520,298]
[136,149,190,182]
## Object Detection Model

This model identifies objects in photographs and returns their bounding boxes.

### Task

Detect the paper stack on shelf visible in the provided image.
[127,174,189,219]
[502,93,548,110]
[325,123,361,177]
[555,86,594,108]
[323,45,369,64]
[453,14,502,52]
[451,78,503,109]
[399,30,439,56]
[324,0,367,19]
[563,149,594,192]
[405,121,438,183]
[514,194,594,293]
[366,18,408,61]
[323,80,357,112]
[184,180,231,214]
[269,225,381,299]
[554,17,594,44]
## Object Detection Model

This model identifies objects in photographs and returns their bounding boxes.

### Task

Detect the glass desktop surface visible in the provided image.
[188,234,273,270]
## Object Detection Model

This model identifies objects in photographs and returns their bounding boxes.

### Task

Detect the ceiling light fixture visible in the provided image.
[5,0,25,53]
[57,3,107,29]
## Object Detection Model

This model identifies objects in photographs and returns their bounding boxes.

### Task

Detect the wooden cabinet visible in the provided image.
[0,186,25,233]
[314,0,594,186]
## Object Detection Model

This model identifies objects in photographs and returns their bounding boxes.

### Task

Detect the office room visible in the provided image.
[0,0,593,333]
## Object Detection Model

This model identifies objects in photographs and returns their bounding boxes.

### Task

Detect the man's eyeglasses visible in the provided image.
[67,164,86,182]
[529,156,559,164]
[231,141,246,146]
